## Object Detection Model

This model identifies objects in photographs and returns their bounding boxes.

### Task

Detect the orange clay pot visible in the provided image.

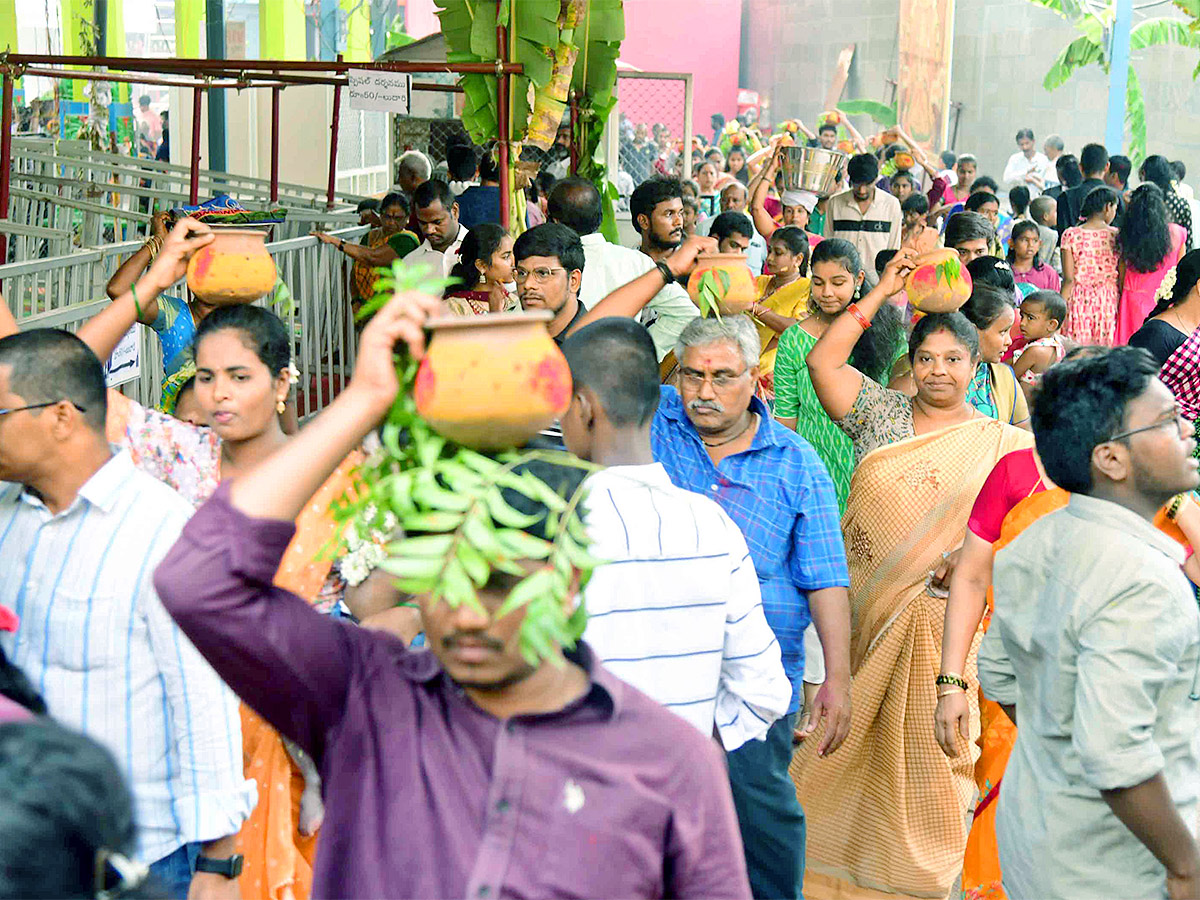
[905,248,973,313]
[686,253,757,315]
[186,228,277,305]
[413,311,572,450]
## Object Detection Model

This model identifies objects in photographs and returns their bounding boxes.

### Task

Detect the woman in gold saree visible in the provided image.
[794,249,1033,900]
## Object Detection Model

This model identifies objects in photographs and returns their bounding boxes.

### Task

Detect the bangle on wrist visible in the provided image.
[339,239,345,251]
[847,302,872,330]
[130,283,143,321]
[1168,493,1185,521]
[654,259,674,285]
[935,673,969,691]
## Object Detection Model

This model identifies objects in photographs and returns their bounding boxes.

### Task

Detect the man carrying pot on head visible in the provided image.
[152,287,753,900]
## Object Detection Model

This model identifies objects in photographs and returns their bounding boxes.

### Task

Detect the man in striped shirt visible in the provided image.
[560,319,791,750]
[0,330,253,898]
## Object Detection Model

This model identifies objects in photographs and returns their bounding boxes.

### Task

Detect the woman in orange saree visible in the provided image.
[789,416,1033,900]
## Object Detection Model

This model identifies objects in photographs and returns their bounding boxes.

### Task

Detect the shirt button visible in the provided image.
[478,887,491,898]
[496,798,511,814]
[506,721,517,733]
[710,483,719,491]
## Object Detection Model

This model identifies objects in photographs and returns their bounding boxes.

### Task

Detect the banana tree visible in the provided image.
[434,0,624,235]
[1030,0,1200,164]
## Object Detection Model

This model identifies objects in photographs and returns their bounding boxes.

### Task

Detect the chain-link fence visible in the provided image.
[614,73,693,208]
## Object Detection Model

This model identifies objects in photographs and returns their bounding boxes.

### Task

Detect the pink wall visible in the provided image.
[403,0,443,40]
[404,0,741,141]
[620,0,741,141]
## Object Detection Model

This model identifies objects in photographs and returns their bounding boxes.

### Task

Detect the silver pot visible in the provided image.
[780,145,849,197]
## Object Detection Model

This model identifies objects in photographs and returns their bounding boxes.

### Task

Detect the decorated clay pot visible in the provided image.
[186,228,277,306]
[686,253,757,315]
[414,311,572,450]
[905,248,973,313]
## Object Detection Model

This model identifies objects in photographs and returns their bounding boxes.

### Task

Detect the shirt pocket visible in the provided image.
[529,775,669,899]
[40,585,134,673]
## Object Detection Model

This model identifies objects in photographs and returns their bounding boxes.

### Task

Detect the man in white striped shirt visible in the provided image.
[560,318,791,750]
[0,330,253,897]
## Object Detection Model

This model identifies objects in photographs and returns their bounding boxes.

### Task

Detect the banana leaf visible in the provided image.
[836,99,897,128]
[1042,34,1104,90]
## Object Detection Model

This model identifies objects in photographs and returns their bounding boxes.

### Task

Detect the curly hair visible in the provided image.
[1117,183,1173,274]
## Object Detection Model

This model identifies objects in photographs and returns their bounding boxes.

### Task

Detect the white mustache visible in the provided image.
[688,399,725,413]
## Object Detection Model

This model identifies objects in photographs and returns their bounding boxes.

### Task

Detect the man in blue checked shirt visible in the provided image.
[650,314,852,900]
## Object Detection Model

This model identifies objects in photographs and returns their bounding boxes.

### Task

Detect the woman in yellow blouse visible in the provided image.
[748,225,812,404]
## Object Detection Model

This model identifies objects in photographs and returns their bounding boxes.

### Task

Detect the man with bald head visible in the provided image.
[548,175,697,361]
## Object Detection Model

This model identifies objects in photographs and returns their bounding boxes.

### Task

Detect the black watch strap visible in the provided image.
[654,259,675,285]
[195,854,244,878]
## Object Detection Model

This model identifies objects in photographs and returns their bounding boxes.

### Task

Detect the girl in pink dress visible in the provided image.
[1060,185,1120,345]
[1115,183,1187,344]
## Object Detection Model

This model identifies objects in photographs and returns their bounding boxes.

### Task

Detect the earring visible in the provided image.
[276,399,286,414]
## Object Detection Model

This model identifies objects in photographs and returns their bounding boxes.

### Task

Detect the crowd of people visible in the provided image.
[3,116,1200,900]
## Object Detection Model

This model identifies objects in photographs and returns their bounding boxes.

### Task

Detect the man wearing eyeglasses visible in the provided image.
[980,347,1200,900]
[0,328,253,898]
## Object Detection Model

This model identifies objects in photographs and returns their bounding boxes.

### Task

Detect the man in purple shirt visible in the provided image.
[154,291,751,900]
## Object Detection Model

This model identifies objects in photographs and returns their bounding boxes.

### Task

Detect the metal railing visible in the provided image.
[11,225,367,416]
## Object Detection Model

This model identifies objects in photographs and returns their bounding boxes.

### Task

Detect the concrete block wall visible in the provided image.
[742,0,1200,182]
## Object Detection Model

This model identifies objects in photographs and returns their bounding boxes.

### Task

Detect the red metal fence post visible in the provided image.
[496,17,510,231]
[326,54,343,210]
[189,86,203,204]
[270,86,281,204]
[0,72,13,263]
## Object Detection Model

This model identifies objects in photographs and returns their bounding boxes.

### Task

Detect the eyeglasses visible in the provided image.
[1109,406,1192,442]
[679,368,749,390]
[514,266,567,284]
[0,400,87,418]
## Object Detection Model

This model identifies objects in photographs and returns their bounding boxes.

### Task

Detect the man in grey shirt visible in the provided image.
[979,347,1200,900]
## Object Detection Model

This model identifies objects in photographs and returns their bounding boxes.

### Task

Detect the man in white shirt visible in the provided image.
[549,176,697,361]
[698,181,767,273]
[0,329,253,897]
[406,179,468,277]
[559,317,791,748]
[1002,128,1054,197]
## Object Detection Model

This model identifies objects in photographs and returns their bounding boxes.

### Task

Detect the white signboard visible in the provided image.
[104,325,140,388]
[347,69,412,115]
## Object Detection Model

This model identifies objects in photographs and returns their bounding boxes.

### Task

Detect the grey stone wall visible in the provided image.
[742,0,1200,183]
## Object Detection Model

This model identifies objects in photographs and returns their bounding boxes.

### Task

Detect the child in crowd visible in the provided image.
[1008,185,1031,220]
[1029,195,1061,270]
[1008,220,1062,294]
[1013,290,1069,399]
[1061,186,1121,345]
[682,196,699,238]
[901,194,939,253]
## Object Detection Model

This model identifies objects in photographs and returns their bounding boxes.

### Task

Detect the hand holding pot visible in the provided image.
[877,247,918,299]
[348,289,443,417]
[143,217,214,296]
[666,234,719,279]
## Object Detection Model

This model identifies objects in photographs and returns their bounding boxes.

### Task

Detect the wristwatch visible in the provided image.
[195,854,245,878]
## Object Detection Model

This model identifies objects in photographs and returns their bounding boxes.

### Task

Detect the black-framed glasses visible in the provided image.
[0,400,87,418]
[1109,406,1191,442]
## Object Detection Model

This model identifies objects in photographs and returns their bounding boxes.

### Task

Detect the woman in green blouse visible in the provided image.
[772,239,908,510]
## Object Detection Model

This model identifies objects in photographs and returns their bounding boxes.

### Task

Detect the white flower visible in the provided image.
[286,362,301,385]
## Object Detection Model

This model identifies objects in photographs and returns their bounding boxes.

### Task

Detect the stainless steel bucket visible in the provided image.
[779,145,848,197]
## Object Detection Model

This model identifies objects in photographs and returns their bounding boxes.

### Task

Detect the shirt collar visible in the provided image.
[417,224,469,256]
[579,232,607,246]
[413,639,624,718]
[19,448,131,516]
[658,386,786,450]
[1067,493,1187,565]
